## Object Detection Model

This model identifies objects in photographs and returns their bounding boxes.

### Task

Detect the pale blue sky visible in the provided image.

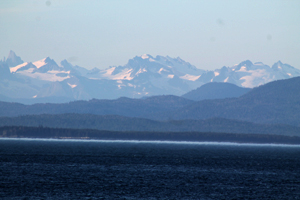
[1,0,299,70]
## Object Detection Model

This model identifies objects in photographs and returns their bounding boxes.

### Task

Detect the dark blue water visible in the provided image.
[0,139,300,199]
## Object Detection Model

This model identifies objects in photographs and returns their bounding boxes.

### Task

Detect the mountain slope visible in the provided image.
[86,54,205,97]
[0,76,299,127]
[182,82,251,101]
[162,76,300,126]
[0,95,194,118]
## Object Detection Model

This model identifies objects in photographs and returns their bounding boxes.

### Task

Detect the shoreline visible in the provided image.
[1,136,300,147]
[2,126,300,146]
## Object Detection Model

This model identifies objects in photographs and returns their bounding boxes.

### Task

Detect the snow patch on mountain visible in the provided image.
[158,68,168,74]
[141,54,150,59]
[17,69,70,82]
[136,68,147,75]
[10,62,29,73]
[33,58,47,68]
[106,68,134,80]
[67,83,77,88]
[180,74,201,81]
[239,69,273,88]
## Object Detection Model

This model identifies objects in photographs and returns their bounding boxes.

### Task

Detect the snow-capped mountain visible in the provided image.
[0,51,299,103]
[86,54,205,97]
[197,60,300,88]
[10,57,70,82]
[90,54,205,80]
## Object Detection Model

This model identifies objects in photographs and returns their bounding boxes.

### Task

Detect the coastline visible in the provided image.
[1,136,300,147]
[2,126,300,145]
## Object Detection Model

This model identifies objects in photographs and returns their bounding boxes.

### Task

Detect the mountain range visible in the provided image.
[1,50,299,104]
[0,76,299,129]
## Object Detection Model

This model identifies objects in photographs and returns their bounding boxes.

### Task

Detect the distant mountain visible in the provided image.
[0,76,299,127]
[182,82,251,101]
[199,60,300,87]
[1,51,300,103]
[162,76,300,126]
[86,54,206,97]
[2,50,24,67]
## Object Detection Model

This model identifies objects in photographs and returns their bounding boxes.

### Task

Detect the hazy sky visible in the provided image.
[1,0,299,70]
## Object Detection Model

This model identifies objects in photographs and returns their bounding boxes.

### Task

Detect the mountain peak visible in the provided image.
[254,62,264,65]
[182,82,251,101]
[271,60,297,73]
[33,57,48,68]
[176,56,184,61]
[233,60,253,71]
[240,60,253,66]
[44,57,53,63]
[7,50,17,59]
[271,61,281,70]
[60,59,73,70]
[31,57,61,74]
[5,50,24,67]
[140,54,153,59]
[61,59,69,65]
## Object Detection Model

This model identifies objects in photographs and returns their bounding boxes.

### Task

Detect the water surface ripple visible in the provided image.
[0,139,300,199]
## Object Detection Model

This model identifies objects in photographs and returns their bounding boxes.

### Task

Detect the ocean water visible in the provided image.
[0,139,300,199]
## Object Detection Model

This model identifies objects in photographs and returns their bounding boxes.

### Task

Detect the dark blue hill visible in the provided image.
[163,77,300,126]
[0,77,299,127]
[182,82,251,101]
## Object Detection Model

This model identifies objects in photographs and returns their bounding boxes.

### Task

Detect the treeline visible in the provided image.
[0,114,300,136]
[1,126,300,145]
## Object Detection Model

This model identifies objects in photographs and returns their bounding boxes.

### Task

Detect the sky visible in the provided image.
[0,0,300,70]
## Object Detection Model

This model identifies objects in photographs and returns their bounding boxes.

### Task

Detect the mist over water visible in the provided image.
[1,139,300,199]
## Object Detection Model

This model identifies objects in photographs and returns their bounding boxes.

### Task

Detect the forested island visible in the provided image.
[1,126,300,145]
